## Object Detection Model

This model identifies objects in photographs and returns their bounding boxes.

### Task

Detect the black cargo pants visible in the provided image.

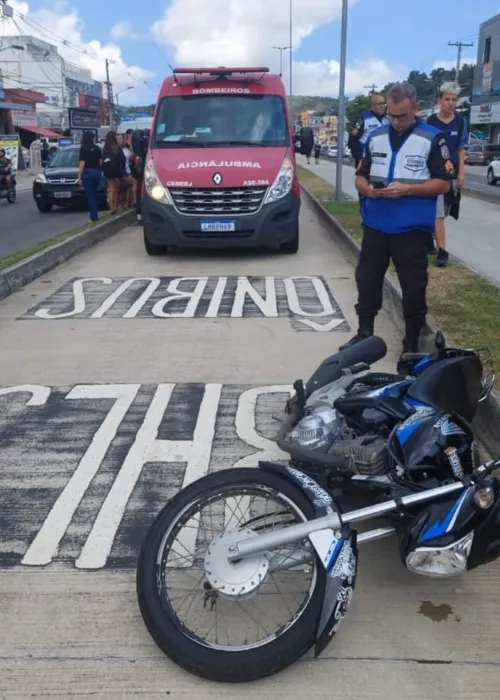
[354,226,429,327]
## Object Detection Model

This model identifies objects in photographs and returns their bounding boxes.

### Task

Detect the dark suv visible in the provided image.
[33,146,108,213]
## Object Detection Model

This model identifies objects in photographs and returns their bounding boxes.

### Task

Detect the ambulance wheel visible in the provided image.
[280,226,299,254]
[144,232,168,256]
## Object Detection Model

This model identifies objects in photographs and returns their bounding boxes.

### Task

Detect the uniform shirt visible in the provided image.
[356,119,454,234]
[426,113,468,168]
[348,110,390,164]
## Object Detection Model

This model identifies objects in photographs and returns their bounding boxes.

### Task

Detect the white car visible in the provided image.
[327,146,338,158]
[486,158,500,186]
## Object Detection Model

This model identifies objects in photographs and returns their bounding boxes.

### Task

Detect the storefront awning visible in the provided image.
[18,125,62,139]
[0,102,31,111]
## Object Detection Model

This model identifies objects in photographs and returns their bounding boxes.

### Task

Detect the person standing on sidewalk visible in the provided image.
[102,131,126,214]
[348,93,389,168]
[426,82,468,267]
[341,83,454,361]
[77,131,102,223]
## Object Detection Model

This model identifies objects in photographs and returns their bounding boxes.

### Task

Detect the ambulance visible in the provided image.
[142,66,301,255]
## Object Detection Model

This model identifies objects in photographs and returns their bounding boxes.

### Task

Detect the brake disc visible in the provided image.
[204,528,270,600]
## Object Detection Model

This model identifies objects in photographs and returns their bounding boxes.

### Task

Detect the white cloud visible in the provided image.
[110,21,148,42]
[2,1,156,103]
[152,0,402,96]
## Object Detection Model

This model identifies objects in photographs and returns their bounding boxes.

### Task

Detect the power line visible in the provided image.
[448,40,474,79]
[364,83,378,94]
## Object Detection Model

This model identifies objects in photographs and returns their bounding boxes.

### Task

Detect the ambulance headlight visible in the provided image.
[405,531,474,578]
[264,158,293,204]
[144,159,173,205]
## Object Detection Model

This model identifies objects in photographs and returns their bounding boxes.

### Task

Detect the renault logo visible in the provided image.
[212,172,223,185]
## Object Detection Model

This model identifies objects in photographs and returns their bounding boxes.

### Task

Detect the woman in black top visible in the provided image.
[102,130,126,213]
[77,130,102,222]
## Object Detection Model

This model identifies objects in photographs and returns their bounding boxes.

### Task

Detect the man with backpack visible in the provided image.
[426,83,468,267]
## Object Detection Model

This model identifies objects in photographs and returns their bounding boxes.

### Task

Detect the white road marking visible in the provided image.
[75,383,222,569]
[283,276,336,317]
[35,277,113,319]
[151,277,209,318]
[21,384,140,566]
[230,275,278,317]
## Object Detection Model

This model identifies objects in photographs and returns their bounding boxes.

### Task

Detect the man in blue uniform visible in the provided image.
[426,82,468,267]
[341,83,454,361]
[348,93,389,168]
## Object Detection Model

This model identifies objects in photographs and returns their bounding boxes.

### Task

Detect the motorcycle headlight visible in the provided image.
[144,159,173,205]
[406,531,474,578]
[35,173,48,184]
[263,158,294,204]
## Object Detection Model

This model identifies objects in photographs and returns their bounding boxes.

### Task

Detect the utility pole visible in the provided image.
[364,83,378,94]
[335,0,348,203]
[289,0,293,97]
[273,46,291,77]
[448,40,474,82]
[105,58,114,128]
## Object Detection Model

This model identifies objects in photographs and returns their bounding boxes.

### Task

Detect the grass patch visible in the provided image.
[298,165,500,368]
[0,213,115,271]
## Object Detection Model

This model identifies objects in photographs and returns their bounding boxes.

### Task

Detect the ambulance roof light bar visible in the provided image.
[173,66,269,77]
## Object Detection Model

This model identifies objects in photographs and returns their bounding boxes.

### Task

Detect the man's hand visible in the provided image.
[457,172,465,189]
[377,182,410,198]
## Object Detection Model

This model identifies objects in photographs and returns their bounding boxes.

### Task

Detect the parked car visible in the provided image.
[465,143,500,166]
[33,145,108,213]
[486,158,500,186]
[327,146,338,158]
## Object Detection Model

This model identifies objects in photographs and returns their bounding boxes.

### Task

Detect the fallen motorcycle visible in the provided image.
[136,331,499,683]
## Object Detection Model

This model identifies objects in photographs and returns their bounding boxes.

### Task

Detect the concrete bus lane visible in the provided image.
[0,200,498,699]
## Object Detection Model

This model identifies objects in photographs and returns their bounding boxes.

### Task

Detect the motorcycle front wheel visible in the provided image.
[137,467,326,682]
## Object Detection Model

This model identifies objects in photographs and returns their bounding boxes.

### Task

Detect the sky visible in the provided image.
[0,0,498,105]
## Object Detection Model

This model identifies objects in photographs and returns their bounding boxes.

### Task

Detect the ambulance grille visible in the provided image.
[168,186,267,215]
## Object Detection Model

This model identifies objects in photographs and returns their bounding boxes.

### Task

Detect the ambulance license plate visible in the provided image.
[200,220,235,232]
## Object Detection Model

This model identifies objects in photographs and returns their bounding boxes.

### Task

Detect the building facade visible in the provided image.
[0,36,103,130]
[471,13,500,142]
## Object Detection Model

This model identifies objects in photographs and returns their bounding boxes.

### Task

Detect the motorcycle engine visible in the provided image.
[288,385,388,476]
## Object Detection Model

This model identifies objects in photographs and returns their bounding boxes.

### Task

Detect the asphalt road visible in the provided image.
[0,199,498,699]
[0,187,92,260]
[464,164,500,200]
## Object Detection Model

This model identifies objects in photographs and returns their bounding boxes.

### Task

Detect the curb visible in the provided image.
[301,182,500,460]
[0,210,135,302]
[461,186,500,207]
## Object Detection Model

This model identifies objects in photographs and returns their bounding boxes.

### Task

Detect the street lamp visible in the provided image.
[289,0,293,97]
[272,46,291,77]
[335,0,348,203]
[115,86,134,105]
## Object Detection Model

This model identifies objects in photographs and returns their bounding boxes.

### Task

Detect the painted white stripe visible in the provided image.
[205,276,228,317]
[151,277,208,317]
[230,276,278,318]
[91,278,160,318]
[35,278,113,319]
[21,384,140,566]
[0,385,50,406]
[283,276,335,317]
[76,383,222,569]
[122,278,162,318]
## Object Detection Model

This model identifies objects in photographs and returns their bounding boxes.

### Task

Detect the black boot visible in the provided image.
[396,321,422,375]
[339,316,374,351]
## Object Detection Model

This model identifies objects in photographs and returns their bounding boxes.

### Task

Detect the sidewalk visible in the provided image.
[300,156,500,287]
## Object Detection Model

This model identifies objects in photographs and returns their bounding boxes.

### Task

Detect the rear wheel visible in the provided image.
[280,225,299,254]
[136,467,325,682]
[36,200,52,213]
[144,232,168,256]
[7,188,16,203]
